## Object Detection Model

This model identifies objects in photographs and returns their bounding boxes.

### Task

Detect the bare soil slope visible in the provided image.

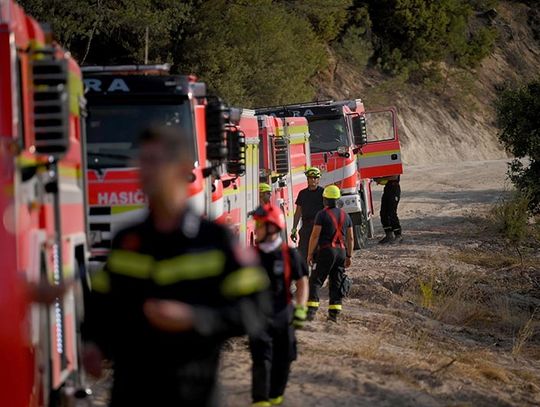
[221,159,540,406]
[315,1,540,165]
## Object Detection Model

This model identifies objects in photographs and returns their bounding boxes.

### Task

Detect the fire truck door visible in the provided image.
[357,108,403,179]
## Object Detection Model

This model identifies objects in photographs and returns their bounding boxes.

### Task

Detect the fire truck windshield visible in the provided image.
[306,115,349,153]
[86,101,195,168]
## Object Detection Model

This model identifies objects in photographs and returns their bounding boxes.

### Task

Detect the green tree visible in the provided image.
[19,0,192,65]
[285,0,352,42]
[496,79,540,213]
[179,0,327,107]
[363,0,496,77]
[334,6,373,71]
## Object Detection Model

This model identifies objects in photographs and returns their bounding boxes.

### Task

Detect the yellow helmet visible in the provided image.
[323,185,341,199]
[304,167,321,178]
[259,183,272,193]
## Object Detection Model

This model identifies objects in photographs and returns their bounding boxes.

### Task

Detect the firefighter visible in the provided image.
[375,175,402,244]
[290,167,324,262]
[82,126,269,407]
[250,203,309,407]
[305,185,353,322]
[259,182,272,204]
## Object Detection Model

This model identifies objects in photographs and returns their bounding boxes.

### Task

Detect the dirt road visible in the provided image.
[221,159,540,407]
[89,159,539,406]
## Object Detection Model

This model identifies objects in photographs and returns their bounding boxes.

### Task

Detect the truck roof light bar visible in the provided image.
[81,64,171,73]
[256,100,335,112]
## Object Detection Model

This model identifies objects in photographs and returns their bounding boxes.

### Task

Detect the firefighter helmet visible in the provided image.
[252,204,285,230]
[323,185,341,199]
[259,183,271,193]
[304,167,321,178]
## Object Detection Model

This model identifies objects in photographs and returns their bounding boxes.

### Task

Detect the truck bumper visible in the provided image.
[339,193,362,214]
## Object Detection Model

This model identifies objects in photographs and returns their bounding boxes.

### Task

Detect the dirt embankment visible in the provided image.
[221,159,540,407]
[316,1,540,165]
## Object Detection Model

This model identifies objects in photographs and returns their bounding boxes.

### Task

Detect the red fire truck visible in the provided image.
[257,114,311,241]
[216,110,311,246]
[0,0,89,405]
[83,66,242,262]
[256,100,403,249]
[83,63,312,251]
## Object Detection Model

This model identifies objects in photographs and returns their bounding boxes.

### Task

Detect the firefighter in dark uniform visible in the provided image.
[250,203,309,407]
[290,167,324,262]
[306,185,354,322]
[82,127,269,407]
[375,175,402,244]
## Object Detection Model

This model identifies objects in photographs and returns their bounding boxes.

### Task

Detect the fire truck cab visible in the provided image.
[83,66,239,262]
[256,100,403,249]
[0,0,88,404]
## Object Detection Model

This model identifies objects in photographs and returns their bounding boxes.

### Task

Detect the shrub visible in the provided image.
[496,79,540,214]
[490,192,531,244]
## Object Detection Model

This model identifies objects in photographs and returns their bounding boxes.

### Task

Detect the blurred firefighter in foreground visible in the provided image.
[250,204,309,407]
[259,183,272,204]
[290,167,324,261]
[82,127,269,407]
[306,185,353,322]
[375,175,402,244]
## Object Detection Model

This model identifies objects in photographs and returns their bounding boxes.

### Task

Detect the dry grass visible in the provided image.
[453,249,519,269]
[456,350,512,384]
[352,334,384,359]
[478,365,511,383]
[512,309,538,356]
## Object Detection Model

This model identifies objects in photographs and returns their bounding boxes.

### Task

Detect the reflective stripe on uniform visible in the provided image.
[221,267,269,297]
[154,250,226,285]
[91,270,111,293]
[328,304,342,310]
[107,250,153,279]
[307,301,320,308]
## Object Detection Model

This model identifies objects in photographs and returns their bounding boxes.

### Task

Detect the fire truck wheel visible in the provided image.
[351,212,368,250]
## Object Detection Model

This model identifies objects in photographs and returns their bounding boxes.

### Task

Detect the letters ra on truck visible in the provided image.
[256,99,403,250]
[83,66,241,262]
[1,0,89,404]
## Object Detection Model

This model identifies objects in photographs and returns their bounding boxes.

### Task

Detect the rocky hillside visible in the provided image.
[317,1,540,165]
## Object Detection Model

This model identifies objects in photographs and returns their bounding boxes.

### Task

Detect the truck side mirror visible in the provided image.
[226,129,246,176]
[352,115,368,146]
[272,137,289,175]
[205,98,229,162]
[31,47,70,157]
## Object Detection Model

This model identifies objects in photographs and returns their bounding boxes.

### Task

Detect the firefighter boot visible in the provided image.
[327,309,340,323]
[269,396,284,405]
[306,307,317,321]
[393,230,403,243]
[378,229,394,244]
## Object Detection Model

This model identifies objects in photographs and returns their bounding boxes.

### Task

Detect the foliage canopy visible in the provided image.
[19,0,499,105]
[496,79,540,213]
[179,0,327,107]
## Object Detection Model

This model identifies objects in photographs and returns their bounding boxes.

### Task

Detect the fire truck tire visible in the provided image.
[351,212,368,250]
